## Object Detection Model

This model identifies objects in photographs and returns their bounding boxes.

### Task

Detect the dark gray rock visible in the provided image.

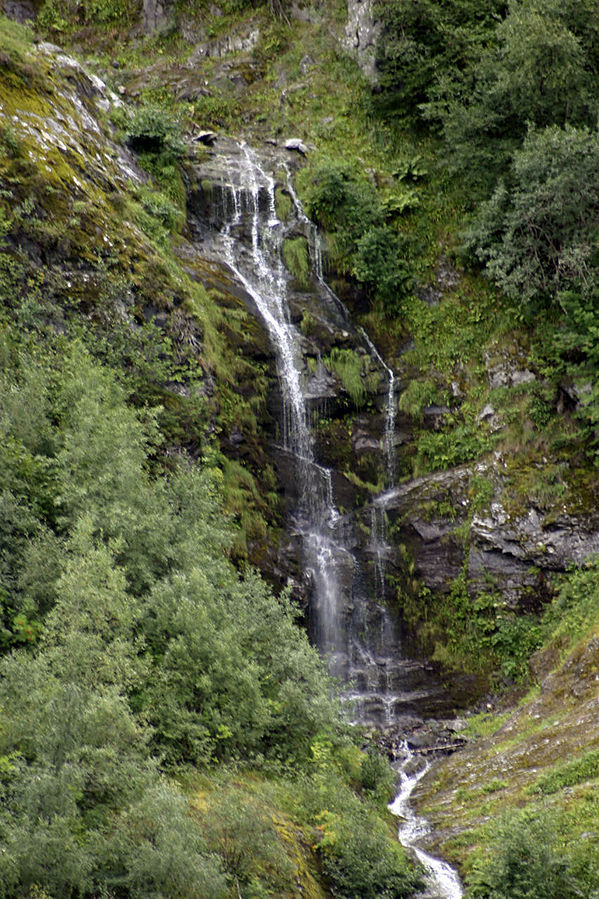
[375,461,599,608]
[2,0,35,21]
[142,0,173,34]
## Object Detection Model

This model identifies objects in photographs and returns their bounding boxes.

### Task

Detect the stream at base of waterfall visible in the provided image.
[391,743,464,899]
[194,137,463,898]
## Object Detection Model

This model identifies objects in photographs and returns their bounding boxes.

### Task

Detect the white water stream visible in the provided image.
[202,141,463,897]
[390,744,464,899]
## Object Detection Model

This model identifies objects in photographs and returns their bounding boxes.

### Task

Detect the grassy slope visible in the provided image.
[416,590,599,893]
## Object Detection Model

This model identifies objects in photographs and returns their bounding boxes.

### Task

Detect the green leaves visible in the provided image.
[468,125,599,309]
[353,226,413,314]
[468,807,587,898]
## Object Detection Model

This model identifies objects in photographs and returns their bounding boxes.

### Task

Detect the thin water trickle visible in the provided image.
[358,325,397,486]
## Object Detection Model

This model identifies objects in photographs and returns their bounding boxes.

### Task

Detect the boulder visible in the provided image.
[284,138,309,155]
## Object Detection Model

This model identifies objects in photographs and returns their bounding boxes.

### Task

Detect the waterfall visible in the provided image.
[214,144,349,671]
[198,139,452,727]
[196,138,464,897]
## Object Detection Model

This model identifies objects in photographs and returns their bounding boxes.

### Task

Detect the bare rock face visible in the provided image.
[343,0,381,84]
[2,0,35,22]
[142,0,173,34]
[375,461,599,609]
[186,28,261,63]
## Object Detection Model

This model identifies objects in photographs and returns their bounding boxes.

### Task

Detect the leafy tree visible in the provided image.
[467,124,599,310]
[100,784,228,899]
[374,0,507,118]
[425,0,599,183]
[142,567,337,766]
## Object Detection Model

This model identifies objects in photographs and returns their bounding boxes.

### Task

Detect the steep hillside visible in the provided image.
[0,14,424,899]
[416,562,599,895]
[2,0,599,896]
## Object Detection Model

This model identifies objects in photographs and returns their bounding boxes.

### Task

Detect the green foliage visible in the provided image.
[38,0,134,30]
[409,570,543,682]
[135,184,185,235]
[414,419,495,473]
[142,566,337,767]
[0,330,349,895]
[360,748,395,801]
[353,226,413,314]
[468,807,589,898]
[317,808,422,899]
[303,158,382,265]
[282,235,310,288]
[373,0,507,119]
[202,789,295,894]
[325,347,368,408]
[303,158,416,311]
[533,749,599,795]
[125,104,185,157]
[467,125,599,310]
[541,558,599,650]
[398,378,444,421]
[424,0,599,184]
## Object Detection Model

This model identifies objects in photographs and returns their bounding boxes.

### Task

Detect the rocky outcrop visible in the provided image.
[2,0,35,22]
[374,460,599,608]
[343,0,381,84]
[142,0,173,34]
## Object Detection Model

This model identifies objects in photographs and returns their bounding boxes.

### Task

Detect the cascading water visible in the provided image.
[358,326,397,486]
[390,744,464,899]
[213,143,348,669]
[198,139,454,721]
[195,138,464,897]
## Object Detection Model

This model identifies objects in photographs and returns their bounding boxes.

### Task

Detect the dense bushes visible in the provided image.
[303,159,413,313]
[468,808,595,898]
[0,329,421,896]
[374,0,507,119]
[0,335,337,896]
[467,125,599,310]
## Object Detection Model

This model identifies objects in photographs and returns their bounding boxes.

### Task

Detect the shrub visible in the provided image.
[467,125,599,310]
[468,807,587,898]
[317,810,422,899]
[303,159,382,265]
[126,105,185,157]
[360,748,395,800]
[353,226,413,314]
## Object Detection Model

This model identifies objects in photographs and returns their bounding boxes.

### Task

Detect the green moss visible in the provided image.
[282,235,310,288]
[275,186,293,221]
[324,347,369,408]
